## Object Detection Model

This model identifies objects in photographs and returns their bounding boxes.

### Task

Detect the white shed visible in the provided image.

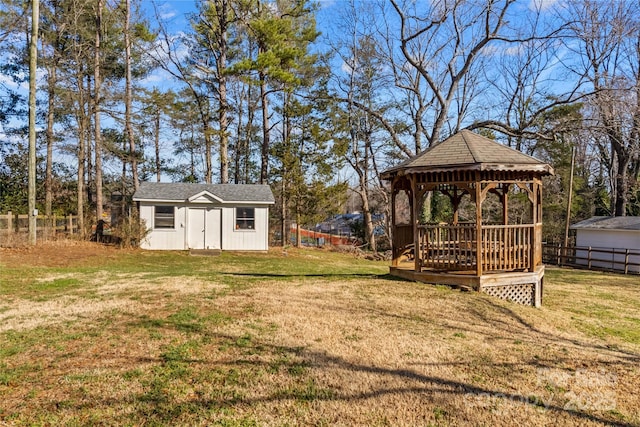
[132,182,274,251]
[570,216,640,273]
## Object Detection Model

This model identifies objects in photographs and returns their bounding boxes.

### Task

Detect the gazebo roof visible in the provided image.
[381,129,554,178]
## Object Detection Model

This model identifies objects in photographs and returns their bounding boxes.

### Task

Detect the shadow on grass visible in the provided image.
[464,297,640,363]
[217,272,398,281]
[113,331,635,427]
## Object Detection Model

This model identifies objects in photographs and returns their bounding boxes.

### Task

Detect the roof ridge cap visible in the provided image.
[461,130,481,163]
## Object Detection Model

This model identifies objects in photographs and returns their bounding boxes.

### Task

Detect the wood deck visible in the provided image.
[389,264,545,307]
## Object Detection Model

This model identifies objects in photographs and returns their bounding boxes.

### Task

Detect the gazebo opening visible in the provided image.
[382,130,553,307]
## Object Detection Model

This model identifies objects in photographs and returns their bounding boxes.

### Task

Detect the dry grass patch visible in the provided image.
[0,244,639,426]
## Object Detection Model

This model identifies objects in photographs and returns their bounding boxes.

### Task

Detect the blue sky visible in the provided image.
[146,0,339,30]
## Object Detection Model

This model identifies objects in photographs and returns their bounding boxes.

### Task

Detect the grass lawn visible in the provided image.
[1,241,639,426]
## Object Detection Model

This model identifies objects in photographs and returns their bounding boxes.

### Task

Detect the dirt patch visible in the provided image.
[0,240,132,268]
[0,296,144,333]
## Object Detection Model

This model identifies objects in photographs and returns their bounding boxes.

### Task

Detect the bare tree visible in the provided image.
[150,11,216,183]
[192,0,234,184]
[387,0,518,147]
[564,0,640,216]
[328,0,394,251]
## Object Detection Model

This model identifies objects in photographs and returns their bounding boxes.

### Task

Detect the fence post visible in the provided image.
[68,215,73,234]
[588,246,592,269]
[625,249,630,275]
[52,214,56,237]
[556,243,561,265]
[7,211,13,234]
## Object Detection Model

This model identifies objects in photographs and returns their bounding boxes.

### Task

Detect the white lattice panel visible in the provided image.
[482,283,536,306]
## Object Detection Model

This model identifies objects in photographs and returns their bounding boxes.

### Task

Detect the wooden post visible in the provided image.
[7,211,13,234]
[391,183,398,267]
[68,215,74,234]
[475,177,483,278]
[452,197,459,225]
[411,175,420,273]
[530,181,538,272]
[502,185,509,225]
[625,249,629,274]
[564,146,575,249]
[534,278,542,308]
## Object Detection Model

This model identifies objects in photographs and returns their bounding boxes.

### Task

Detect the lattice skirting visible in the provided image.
[482,283,536,306]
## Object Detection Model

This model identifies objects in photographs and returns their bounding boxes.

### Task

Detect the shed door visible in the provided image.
[188,208,206,249]
[206,208,221,249]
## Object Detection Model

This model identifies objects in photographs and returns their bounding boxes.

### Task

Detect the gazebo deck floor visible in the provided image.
[390,263,545,292]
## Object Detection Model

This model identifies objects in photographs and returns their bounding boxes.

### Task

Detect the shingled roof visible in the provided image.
[133,182,275,204]
[570,216,640,231]
[381,129,553,178]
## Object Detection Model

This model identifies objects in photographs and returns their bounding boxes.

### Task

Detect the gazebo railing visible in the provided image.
[481,224,533,271]
[419,223,476,271]
[415,223,534,272]
[392,224,414,263]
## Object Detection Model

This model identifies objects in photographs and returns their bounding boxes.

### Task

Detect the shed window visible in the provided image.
[236,207,255,230]
[154,206,175,229]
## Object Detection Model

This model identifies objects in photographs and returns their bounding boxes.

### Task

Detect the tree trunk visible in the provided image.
[220,81,229,183]
[614,157,629,216]
[45,54,56,239]
[360,188,376,252]
[218,0,229,184]
[245,84,254,183]
[94,0,104,221]
[124,0,138,191]
[260,71,270,184]
[155,110,161,182]
[281,178,287,246]
[296,210,302,247]
[27,0,39,246]
[75,67,87,237]
[204,120,213,183]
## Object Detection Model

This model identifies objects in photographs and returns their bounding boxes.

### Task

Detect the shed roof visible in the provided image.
[570,216,640,231]
[132,182,275,204]
[381,129,553,178]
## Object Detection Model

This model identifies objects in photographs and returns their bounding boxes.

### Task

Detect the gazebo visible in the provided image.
[381,130,554,307]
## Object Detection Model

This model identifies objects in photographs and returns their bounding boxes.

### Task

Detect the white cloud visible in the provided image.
[0,73,21,90]
[160,11,177,20]
[156,2,178,21]
[529,0,559,12]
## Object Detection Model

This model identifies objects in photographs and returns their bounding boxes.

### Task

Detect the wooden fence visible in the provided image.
[0,211,80,242]
[543,243,640,275]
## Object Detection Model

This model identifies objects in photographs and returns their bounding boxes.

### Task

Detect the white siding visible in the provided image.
[140,203,187,250]
[221,205,270,251]
[139,202,269,251]
[575,229,640,273]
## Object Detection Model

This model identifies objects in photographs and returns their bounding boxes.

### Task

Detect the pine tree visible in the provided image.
[233,0,320,185]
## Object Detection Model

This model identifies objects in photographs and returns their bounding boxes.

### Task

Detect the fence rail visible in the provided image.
[0,211,79,242]
[543,243,640,275]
